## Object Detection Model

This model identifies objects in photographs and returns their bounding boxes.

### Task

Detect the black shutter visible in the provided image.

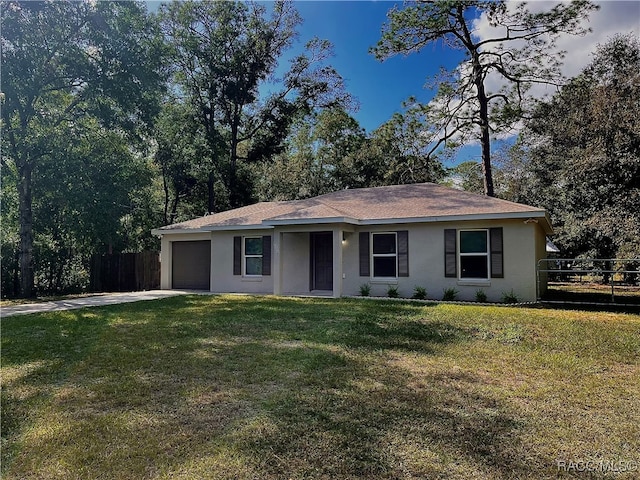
[397,230,409,277]
[233,236,242,275]
[262,235,271,276]
[444,229,457,277]
[490,227,504,278]
[359,232,370,276]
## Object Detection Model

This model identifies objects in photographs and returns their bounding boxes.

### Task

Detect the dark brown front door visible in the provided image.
[311,232,333,291]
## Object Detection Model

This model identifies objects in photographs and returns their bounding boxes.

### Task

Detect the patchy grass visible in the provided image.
[2,296,639,479]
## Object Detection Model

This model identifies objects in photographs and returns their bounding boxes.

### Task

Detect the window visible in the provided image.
[372,232,397,277]
[244,237,263,276]
[459,230,489,279]
[360,231,409,278]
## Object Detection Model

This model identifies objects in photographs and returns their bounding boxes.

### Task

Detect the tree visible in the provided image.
[254,107,366,200]
[154,99,211,224]
[160,0,350,210]
[362,110,447,186]
[255,104,451,202]
[372,0,598,196]
[444,160,484,194]
[1,0,164,296]
[516,34,640,261]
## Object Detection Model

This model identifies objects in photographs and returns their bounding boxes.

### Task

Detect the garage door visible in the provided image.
[172,240,211,290]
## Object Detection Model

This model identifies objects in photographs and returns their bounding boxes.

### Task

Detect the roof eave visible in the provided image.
[153,211,553,235]
[151,228,210,236]
[359,211,553,232]
[263,216,360,226]
[203,224,275,231]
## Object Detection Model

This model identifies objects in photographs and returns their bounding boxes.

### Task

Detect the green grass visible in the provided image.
[2,295,639,479]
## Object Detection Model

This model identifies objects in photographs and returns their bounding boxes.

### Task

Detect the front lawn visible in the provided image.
[2,296,639,479]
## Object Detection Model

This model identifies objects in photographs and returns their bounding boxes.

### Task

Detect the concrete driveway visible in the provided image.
[1,290,197,318]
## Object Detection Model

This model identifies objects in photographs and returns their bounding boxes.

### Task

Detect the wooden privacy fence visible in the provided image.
[90,251,160,292]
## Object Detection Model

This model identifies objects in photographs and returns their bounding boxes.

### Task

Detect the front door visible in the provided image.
[311,232,333,291]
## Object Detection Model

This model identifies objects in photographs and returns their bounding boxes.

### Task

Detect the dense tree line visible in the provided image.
[1,0,165,297]
[498,34,640,263]
[2,0,634,297]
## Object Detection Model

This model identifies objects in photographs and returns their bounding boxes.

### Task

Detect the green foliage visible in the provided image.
[372,0,599,196]
[153,100,213,223]
[445,161,484,194]
[387,285,400,298]
[160,1,350,209]
[475,289,488,303]
[256,105,449,202]
[366,110,448,186]
[501,290,520,304]
[1,1,165,296]
[254,107,366,200]
[504,34,640,261]
[412,286,428,300]
[359,283,371,297]
[442,287,459,301]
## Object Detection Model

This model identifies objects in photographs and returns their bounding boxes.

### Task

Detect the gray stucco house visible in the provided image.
[152,182,553,302]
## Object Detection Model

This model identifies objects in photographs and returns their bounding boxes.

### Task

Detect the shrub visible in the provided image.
[387,285,399,298]
[359,283,371,297]
[442,287,459,301]
[412,286,427,300]
[475,289,488,303]
[502,289,519,304]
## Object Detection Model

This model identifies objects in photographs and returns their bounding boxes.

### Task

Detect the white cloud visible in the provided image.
[474,1,640,100]
[422,1,638,155]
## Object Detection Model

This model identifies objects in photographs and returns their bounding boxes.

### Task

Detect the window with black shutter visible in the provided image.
[444,227,504,279]
[359,230,409,278]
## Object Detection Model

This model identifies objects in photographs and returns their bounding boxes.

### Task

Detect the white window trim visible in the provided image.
[243,236,263,277]
[458,229,490,281]
[371,232,398,280]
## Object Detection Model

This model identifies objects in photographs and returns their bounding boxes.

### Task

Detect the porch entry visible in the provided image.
[310,232,333,291]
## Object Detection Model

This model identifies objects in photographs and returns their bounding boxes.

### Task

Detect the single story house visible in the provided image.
[152,182,553,302]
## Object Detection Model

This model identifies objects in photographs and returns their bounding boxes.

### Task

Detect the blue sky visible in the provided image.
[290,1,465,132]
[150,1,640,164]
[149,0,466,132]
[280,0,640,163]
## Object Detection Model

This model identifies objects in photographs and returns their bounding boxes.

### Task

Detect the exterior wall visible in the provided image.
[210,230,274,294]
[281,232,310,294]
[159,218,544,302]
[535,225,549,298]
[342,219,540,302]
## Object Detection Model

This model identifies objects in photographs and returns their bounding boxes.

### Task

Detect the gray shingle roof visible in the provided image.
[156,182,550,232]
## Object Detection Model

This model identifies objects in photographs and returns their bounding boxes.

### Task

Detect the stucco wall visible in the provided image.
[210,230,274,294]
[158,218,544,302]
[342,219,540,302]
[281,232,310,294]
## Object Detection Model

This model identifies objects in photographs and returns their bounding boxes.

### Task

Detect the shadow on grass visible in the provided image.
[1,310,112,471]
[2,295,534,479]
[542,284,640,313]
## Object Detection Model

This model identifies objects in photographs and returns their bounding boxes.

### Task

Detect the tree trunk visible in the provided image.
[207,171,215,214]
[229,121,239,208]
[18,160,35,298]
[162,170,170,225]
[472,53,495,197]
